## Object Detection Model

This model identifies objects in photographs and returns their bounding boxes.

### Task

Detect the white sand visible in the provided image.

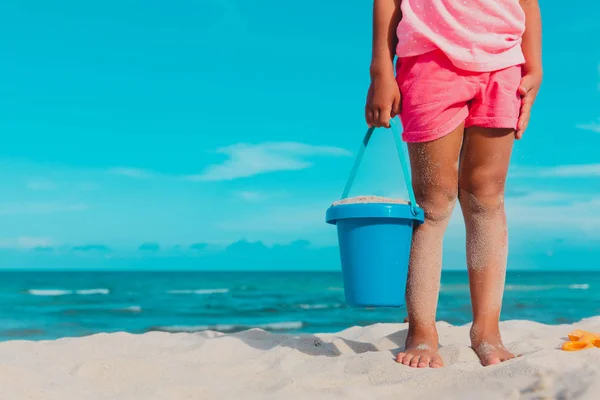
[2,318,600,400]
[331,196,409,206]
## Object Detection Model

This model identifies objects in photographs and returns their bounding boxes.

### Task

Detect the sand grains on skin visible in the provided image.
[471,338,517,366]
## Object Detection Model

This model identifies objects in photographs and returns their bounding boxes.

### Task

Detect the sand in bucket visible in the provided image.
[332,196,409,207]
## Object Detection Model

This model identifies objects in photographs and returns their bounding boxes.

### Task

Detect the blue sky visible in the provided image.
[0,1,599,270]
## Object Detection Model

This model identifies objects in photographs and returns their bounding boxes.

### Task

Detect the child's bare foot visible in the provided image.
[470,324,515,366]
[396,326,444,368]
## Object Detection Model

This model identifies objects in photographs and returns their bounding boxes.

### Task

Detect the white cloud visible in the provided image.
[576,119,600,133]
[187,142,351,182]
[109,167,153,179]
[512,164,600,178]
[26,179,58,191]
[236,191,268,202]
[217,204,327,233]
[0,202,88,216]
[0,236,53,249]
[506,194,600,233]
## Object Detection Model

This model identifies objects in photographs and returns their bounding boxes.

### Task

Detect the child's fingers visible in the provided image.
[520,102,531,126]
[372,108,381,127]
[516,112,529,139]
[365,105,374,127]
[521,119,529,135]
[515,73,539,139]
[515,126,524,140]
[518,86,528,97]
[379,105,392,127]
[519,74,536,97]
[392,95,402,118]
[516,116,527,138]
[518,84,530,97]
[516,95,533,137]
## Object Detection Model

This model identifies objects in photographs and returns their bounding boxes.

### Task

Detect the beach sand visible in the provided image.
[2,318,600,400]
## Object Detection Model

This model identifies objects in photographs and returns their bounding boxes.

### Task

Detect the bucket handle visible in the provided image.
[340,118,418,216]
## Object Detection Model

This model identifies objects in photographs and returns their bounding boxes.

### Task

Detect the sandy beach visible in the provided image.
[0,317,599,399]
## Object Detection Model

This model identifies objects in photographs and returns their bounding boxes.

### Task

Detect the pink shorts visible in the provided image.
[396,50,522,143]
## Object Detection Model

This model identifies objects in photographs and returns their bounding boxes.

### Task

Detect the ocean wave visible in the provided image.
[120,306,142,312]
[326,287,343,291]
[505,284,591,292]
[75,289,110,295]
[152,321,303,333]
[28,289,72,296]
[259,321,303,330]
[298,304,342,310]
[504,285,555,292]
[166,288,230,295]
[568,284,590,290]
[27,288,110,296]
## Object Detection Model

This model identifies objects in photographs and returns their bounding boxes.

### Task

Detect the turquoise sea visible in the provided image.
[0,271,597,341]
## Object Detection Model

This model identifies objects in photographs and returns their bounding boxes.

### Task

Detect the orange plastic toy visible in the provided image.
[562,329,600,351]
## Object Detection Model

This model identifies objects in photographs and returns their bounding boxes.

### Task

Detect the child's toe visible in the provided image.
[395,352,406,363]
[409,356,421,367]
[430,355,444,368]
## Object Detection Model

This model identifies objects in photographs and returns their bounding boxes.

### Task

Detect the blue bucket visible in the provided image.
[326,119,424,307]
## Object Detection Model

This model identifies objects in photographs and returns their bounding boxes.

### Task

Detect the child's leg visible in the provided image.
[396,124,464,369]
[458,126,515,366]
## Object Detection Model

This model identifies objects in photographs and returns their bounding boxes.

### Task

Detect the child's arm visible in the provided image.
[365,0,402,128]
[517,0,543,139]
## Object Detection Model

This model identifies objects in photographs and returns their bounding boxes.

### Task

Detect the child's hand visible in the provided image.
[516,70,542,139]
[365,73,401,128]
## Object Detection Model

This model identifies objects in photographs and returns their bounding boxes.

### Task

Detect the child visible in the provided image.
[365,0,542,367]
